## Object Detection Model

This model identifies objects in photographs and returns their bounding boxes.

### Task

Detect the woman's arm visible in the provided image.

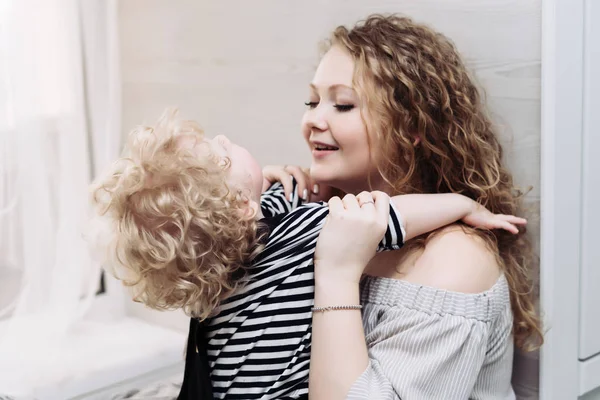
[311,278,366,399]
[309,193,387,399]
[310,199,510,399]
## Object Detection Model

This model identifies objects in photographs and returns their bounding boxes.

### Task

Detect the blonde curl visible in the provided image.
[90,108,263,320]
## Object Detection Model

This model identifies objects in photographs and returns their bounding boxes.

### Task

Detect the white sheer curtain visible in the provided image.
[0,0,121,394]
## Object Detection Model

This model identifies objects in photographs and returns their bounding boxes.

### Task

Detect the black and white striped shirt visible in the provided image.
[186,182,404,399]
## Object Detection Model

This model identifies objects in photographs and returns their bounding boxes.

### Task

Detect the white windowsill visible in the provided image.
[0,317,187,400]
[71,361,184,400]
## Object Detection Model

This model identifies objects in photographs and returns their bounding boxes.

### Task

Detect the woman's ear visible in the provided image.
[412,135,421,146]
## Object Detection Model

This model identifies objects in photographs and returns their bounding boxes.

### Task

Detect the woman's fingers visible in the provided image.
[327,196,344,216]
[355,191,374,208]
[342,194,361,211]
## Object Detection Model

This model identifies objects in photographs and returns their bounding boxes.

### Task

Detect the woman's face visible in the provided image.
[301,45,382,194]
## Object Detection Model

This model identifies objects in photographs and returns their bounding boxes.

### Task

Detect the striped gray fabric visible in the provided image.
[347,274,515,400]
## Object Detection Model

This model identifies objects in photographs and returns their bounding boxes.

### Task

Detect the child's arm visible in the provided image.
[366,191,525,255]
[269,191,524,255]
[262,165,335,203]
[260,170,333,218]
[260,180,302,218]
[262,165,310,203]
[391,193,526,241]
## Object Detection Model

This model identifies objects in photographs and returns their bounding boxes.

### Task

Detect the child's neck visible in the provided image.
[255,208,264,220]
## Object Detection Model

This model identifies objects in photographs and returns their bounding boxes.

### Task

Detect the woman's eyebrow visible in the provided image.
[309,83,355,92]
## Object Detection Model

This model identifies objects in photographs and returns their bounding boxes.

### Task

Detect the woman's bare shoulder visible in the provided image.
[401,225,502,293]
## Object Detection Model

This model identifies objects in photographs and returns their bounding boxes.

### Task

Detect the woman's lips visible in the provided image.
[312,148,338,158]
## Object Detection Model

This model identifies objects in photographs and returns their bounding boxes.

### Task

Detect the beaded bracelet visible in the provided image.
[311,305,363,313]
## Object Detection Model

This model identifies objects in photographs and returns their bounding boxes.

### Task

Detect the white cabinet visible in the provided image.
[578,1,600,395]
[579,0,600,362]
[541,0,600,398]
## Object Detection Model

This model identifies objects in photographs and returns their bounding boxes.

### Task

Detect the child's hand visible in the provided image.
[462,202,527,234]
[262,165,334,203]
[314,191,389,285]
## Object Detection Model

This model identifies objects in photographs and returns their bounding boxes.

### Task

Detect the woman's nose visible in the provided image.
[305,107,328,132]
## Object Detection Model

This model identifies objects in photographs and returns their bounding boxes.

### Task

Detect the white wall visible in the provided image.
[119,0,541,202]
[118,0,542,392]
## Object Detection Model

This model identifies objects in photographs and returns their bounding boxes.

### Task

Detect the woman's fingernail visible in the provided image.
[303,189,308,200]
[313,184,319,194]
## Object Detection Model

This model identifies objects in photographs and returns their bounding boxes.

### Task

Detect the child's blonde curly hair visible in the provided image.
[90,108,264,320]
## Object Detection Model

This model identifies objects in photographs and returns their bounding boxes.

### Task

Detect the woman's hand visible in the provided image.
[462,202,527,234]
[262,165,334,203]
[314,191,390,285]
[310,191,387,399]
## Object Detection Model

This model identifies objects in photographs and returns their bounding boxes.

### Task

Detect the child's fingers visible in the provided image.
[284,165,310,201]
[302,167,320,196]
[262,165,294,201]
[494,220,519,234]
[371,191,390,225]
[505,222,519,234]
[501,215,527,225]
[278,172,294,202]
[261,178,272,193]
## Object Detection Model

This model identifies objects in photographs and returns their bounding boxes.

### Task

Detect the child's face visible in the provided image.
[197,135,263,204]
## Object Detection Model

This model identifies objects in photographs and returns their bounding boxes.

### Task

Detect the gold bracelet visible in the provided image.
[311,305,363,313]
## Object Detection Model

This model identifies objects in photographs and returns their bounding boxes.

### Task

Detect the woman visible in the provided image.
[292,14,543,399]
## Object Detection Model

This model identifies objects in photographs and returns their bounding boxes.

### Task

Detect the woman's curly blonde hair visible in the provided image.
[90,109,263,320]
[330,15,543,350]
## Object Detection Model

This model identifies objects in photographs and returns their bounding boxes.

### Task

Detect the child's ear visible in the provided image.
[239,198,259,220]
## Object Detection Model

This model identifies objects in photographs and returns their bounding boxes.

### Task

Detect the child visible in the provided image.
[90,109,525,400]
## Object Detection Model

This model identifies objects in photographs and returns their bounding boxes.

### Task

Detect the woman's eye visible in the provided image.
[304,101,318,109]
[334,104,355,112]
